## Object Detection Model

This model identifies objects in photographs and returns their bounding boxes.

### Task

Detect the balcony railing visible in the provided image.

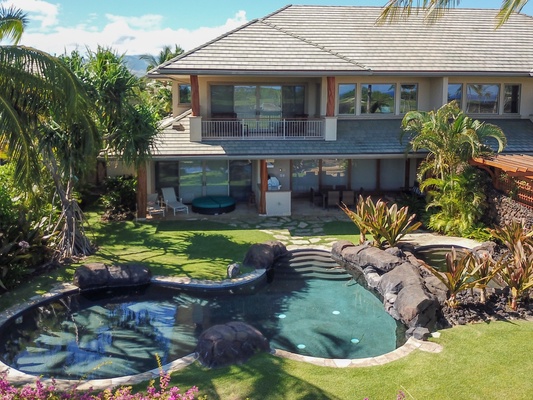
[202,117,324,140]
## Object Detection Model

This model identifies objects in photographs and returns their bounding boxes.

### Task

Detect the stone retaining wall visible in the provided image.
[486,188,533,230]
[331,241,447,338]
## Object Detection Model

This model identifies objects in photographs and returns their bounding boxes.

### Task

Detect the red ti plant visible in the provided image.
[421,247,487,308]
[491,221,533,311]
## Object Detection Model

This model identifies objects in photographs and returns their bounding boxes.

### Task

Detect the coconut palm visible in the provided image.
[140,44,184,117]
[379,0,528,27]
[140,44,184,71]
[0,6,101,260]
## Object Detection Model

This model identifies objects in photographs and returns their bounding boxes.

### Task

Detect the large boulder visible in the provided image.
[73,262,152,290]
[339,244,403,273]
[395,285,440,329]
[242,241,288,270]
[378,262,422,296]
[195,322,270,368]
[331,240,444,335]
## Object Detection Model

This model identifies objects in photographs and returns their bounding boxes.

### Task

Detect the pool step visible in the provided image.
[275,249,349,280]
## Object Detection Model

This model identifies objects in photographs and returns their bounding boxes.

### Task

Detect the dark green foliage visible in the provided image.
[0,186,52,291]
[100,175,137,220]
[423,166,488,235]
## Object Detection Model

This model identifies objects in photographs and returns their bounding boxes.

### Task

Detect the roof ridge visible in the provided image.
[258,18,371,71]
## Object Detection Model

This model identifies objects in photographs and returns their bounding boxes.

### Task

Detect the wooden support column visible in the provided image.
[137,162,147,219]
[326,76,335,117]
[190,75,200,116]
[404,158,411,189]
[259,160,268,214]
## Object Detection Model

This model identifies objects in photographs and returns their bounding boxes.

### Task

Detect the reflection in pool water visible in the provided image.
[0,250,403,380]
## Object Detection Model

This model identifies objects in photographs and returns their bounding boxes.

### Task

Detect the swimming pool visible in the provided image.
[0,250,403,380]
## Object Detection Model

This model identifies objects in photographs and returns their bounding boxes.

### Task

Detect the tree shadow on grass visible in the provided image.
[167,353,343,400]
[88,226,253,278]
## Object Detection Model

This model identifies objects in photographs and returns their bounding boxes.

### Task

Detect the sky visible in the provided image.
[7,0,533,56]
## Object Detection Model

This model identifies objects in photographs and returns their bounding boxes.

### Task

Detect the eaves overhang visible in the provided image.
[147,69,533,80]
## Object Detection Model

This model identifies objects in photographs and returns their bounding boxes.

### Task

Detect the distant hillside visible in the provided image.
[123,55,150,77]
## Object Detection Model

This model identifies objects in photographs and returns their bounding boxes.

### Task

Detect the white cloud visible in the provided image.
[18,10,249,56]
[3,0,59,28]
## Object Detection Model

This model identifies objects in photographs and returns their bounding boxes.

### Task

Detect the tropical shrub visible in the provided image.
[100,175,137,221]
[0,370,199,399]
[0,167,53,291]
[491,221,533,310]
[421,247,489,308]
[340,195,422,248]
[422,166,488,236]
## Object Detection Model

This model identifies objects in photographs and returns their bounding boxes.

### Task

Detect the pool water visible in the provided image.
[0,250,402,379]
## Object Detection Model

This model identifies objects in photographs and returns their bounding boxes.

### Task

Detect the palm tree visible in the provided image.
[63,47,160,219]
[140,44,184,71]
[140,45,184,117]
[401,101,506,182]
[401,101,506,235]
[379,0,528,27]
[0,6,100,260]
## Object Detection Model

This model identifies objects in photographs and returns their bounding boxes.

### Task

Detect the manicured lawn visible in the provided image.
[2,212,533,399]
[164,320,533,399]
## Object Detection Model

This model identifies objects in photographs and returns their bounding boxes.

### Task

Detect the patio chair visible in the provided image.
[341,190,355,208]
[147,193,165,217]
[161,187,189,215]
[326,191,340,209]
[310,187,323,207]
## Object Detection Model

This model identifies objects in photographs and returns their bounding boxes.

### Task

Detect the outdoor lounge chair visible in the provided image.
[147,193,165,217]
[341,190,355,208]
[326,191,340,209]
[161,187,189,215]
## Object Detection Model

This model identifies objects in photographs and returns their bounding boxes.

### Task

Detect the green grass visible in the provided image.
[162,320,533,399]
[3,211,533,399]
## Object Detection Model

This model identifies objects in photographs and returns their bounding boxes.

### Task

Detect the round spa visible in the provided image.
[191,195,236,215]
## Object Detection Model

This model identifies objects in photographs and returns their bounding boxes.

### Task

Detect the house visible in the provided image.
[115,5,533,217]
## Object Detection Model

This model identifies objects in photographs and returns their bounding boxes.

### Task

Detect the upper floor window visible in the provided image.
[210,84,305,118]
[338,84,356,115]
[360,84,395,114]
[466,84,499,114]
[179,84,191,104]
[400,84,418,113]
[504,84,520,114]
[448,83,462,105]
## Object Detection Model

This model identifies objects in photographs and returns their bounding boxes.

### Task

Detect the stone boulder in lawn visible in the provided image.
[195,322,271,368]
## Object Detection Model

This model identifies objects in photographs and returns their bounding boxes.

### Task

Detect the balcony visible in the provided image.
[201,117,324,140]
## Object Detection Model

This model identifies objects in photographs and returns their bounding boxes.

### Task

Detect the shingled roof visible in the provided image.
[149,5,533,77]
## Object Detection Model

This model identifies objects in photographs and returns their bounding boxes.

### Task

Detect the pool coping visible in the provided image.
[0,263,442,391]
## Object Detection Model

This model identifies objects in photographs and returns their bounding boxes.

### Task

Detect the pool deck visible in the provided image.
[0,201,479,391]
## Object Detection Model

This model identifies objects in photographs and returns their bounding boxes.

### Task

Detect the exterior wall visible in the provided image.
[106,161,135,177]
[172,81,192,117]
[428,77,446,111]
[351,159,377,191]
[380,159,405,190]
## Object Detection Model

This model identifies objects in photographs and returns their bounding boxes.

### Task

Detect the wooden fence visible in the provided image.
[495,173,533,209]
